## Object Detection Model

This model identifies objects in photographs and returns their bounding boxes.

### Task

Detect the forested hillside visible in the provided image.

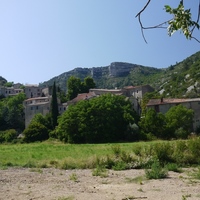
[39,62,163,92]
[39,51,200,98]
[156,51,200,98]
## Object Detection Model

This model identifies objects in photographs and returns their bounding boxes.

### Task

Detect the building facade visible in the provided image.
[24,84,43,99]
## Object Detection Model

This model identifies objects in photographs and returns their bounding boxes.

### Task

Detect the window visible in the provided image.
[155,105,159,112]
[36,106,38,110]
[31,107,33,110]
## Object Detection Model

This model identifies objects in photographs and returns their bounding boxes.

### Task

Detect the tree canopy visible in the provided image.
[67,76,96,100]
[139,104,194,139]
[23,113,50,142]
[0,93,26,131]
[56,94,139,143]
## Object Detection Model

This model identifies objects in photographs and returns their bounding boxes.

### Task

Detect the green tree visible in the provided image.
[31,113,52,131]
[4,82,13,87]
[0,129,17,143]
[0,93,26,131]
[23,113,51,143]
[23,122,49,143]
[57,85,67,103]
[67,76,96,100]
[67,76,82,100]
[50,82,59,128]
[139,108,167,139]
[165,104,194,138]
[82,76,96,93]
[136,1,200,43]
[56,94,138,143]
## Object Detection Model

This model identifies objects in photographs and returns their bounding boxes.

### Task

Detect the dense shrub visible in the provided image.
[145,160,168,179]
[57,94,139,143]
[153,142,174,164]
[0,129,17,143]
[23,122,49,142]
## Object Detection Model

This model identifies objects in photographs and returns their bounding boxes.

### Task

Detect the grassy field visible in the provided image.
[0,138,199,170]
[0,140,159,169]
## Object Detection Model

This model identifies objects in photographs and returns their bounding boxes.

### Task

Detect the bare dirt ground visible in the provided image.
[0,167,200,200]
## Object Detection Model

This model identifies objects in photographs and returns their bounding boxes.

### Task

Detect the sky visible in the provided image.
[0,0,199,85]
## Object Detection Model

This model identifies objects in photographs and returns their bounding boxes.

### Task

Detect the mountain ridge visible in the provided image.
[2,51,200,99]
[39,61,162,92]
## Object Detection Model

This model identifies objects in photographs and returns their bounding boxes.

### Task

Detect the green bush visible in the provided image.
[187,137,200,164]
[3,129,17,142]
[165,163,182,173]
[172,140,187,164]
[0,129,17,143]
[23,122,49,142]
[153,142,174,164]
[92,166,108,177]
[174,127,188,139]
[112,161,127,171]
[145,160,168,179]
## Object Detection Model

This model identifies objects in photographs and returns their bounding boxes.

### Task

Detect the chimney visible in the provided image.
[161,97,163,103]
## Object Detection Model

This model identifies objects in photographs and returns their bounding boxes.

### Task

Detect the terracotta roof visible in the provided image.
[147,98,200,106]
[70,92,96,103]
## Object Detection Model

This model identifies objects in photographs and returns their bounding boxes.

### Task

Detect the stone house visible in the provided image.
[122,85,154,115]
[147,98,200,131]
[123,85,154,99]
[24,84,43,99]
[0,86,23,97]
[24,97,52,127]
[24,96,68,128]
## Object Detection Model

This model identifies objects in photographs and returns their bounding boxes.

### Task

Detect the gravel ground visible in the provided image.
[0,167,200,200]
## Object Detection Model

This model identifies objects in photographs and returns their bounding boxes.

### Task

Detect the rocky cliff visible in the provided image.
[40,62,161,91]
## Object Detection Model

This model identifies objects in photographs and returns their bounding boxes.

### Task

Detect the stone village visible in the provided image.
[1,83,200,131]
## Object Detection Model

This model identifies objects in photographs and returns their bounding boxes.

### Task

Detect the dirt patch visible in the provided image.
[0,167,200,200]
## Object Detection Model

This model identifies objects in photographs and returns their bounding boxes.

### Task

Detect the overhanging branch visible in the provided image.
[135,0,200,43]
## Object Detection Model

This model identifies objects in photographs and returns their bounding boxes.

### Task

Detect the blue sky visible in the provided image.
[0,0,199,85]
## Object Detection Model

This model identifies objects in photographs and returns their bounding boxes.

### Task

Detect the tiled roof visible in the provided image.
[69,92,96,103]
[147,98,200,106]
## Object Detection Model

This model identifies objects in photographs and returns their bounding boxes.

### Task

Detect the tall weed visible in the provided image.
[153,142,174,164]
[145,160,168,179]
